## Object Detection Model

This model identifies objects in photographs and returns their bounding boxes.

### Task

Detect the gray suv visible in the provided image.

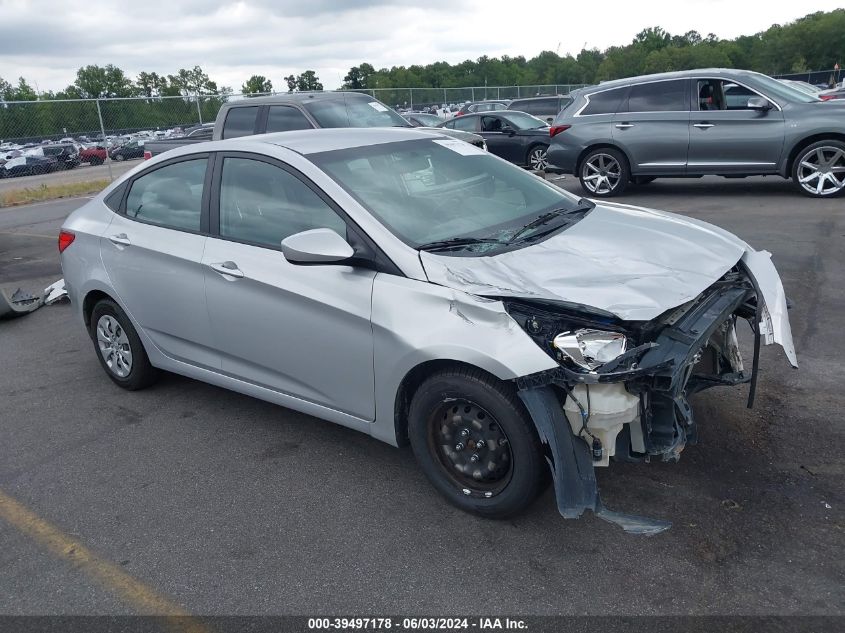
[547,69,845,197]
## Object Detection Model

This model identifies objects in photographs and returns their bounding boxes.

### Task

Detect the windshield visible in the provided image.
[409,113,442,126]
[303,95,409,128]
[749,72,820,103]
[310,138,584,252]
[501,111,548,130]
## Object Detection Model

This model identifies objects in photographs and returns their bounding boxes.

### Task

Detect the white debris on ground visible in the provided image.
[43,278,68,305]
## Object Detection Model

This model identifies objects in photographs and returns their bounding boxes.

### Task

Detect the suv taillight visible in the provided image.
[143,150,152,160]
[550,125,571,138]
[58,230,75,253]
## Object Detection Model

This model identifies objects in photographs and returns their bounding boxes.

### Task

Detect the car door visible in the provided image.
[202,153,377,420]
[687,78,785,174]
[479,115,520,162]
[99,155,218,368]
[611,79,691,175]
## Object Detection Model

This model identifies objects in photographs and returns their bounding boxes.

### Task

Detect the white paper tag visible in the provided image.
[433,139,486,156]
[368,101,389,112]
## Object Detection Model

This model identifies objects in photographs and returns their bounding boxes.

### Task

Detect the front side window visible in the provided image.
[481,116,504,132]
[266,106,312,133]
[500,112,547,130]
[448,116,479,132]
[218,157,346,249]
[581,87,628,115]
[125,158,207,231]
[625,80,688,112]
[222,106,259,139]
[311,139,583,250]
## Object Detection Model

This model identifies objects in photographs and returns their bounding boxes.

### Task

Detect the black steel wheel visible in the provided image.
[408,367,545,518]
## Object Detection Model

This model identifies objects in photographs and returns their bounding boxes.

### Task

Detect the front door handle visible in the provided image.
[209,261,244,279]
[693,123,714,129]
[615,123,635,129]
[108,233,131,246]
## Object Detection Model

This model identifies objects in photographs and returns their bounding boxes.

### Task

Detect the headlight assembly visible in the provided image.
[553,329,628,371]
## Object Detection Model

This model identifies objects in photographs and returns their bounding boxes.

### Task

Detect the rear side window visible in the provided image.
[222,106,259,139]
[514,98,556,115]
[218,157,346,248]
[581,87,628,115]
[625,80,688,112]
[104,182,127,212]
[266,106,312,133]
[125,159,208,232]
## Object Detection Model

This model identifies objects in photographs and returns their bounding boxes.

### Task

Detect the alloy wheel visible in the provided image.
[428,399,513,498]
[797,146,845,196]
[529,147,548,170]
[96,315,133,378]
[581,153,622,195]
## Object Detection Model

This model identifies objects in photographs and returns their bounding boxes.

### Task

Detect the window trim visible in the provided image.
[118,153,213,236]
[208,151,403,275]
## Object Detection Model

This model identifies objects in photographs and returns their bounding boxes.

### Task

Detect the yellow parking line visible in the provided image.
[0,488,210,633]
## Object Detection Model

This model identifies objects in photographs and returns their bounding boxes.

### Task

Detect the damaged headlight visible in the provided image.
[553,329,628,371]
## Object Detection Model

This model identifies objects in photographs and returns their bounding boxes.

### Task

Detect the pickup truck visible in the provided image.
[143,124,214,158]
[144,92,486,158]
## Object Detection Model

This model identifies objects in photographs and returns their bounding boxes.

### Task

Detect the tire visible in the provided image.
[90,157,104,166]
[114,153,125,161]
[526,144,549,171]
[578,147,629,197]
[633,176,656,185]
[408,367,545,518]
[792,140,845,198]
[89,299,158,391]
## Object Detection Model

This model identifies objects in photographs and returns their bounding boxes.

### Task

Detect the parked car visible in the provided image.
[41,143,81,170]
[819,87,845,101]
[403,112,444,127]
[145,92,486,158]
[1,154,58,177]
[80,145,107,165]
[109,140,145,161]
[59,127,796,530]
[439,110,551,170]
[547,68,845,197]
[507,95,573,125]
[778,79,824,96]
[454,100,511,117]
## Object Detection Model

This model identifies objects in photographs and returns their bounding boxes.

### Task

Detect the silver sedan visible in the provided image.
[60,128,796,532]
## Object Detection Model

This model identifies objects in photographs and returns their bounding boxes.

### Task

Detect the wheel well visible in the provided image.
[576,143,631,177]
[392,360,504,447]
[785,133,845,176]
[82,290,114,327]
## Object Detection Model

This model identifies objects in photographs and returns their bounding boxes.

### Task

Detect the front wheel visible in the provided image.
[114,153,125,161]
[526,145,549,171]
[408,368,546,518]
[792,140,845,197]
[579,148,629,197]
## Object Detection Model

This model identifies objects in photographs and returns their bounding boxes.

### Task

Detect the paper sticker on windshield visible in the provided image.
[433,139,487,156]
[368,101,389,112]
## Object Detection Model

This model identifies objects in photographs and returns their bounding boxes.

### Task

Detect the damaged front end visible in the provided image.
[506,266,786,535]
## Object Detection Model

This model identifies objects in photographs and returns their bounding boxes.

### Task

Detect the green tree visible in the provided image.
[74,64,136,98]
[295,70,323,91]
[284,74,297,92]
[241,75,273,95]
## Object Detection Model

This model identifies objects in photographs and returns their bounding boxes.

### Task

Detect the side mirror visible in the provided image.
[281,228,354,264]
[501,125,516,135]
[747,96,772,111]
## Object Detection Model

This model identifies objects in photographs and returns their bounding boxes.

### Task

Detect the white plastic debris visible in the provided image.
[43,278,68,305]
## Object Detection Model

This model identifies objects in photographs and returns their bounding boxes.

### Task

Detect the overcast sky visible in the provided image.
[0,0,841,93]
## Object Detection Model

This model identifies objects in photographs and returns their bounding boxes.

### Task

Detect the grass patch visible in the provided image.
[0,180,110,207]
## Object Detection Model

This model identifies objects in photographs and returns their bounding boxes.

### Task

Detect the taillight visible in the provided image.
[58,230,75,253]
[820,95,834,101]
[143,150,152,160]
[550,125,571,138]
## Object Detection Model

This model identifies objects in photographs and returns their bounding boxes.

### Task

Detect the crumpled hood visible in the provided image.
[421,200,797,366]
[421,201,750,321]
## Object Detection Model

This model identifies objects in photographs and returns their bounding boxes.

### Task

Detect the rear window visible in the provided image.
[303,96,407,128]
[222,106,259,139]
[266,106,312,132]
[581,87,628,115]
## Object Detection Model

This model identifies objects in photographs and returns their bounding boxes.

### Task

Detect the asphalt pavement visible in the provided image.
[0,159,141,194]
[0,177,842,617]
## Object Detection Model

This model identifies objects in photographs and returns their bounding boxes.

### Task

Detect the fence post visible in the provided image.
[410,88,414,111]
[95,99,114,182]
[471,87,475,102]
[517,86,520,98]
[443,88,447,105]
[497,87,500,99]
[196,95,203,125]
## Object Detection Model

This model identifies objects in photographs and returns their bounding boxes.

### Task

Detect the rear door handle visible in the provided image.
[209,261,244,279]
[108,233,131,246]
[615,123,634,129]
[693,123,714,129]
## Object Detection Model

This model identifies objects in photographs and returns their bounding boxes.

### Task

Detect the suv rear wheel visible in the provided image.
[792,140,845,198]
[579,148,629,197]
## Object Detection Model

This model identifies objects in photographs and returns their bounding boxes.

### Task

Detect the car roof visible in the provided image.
[251,127,448,154]
[580,68,760,93]
[223,91,376,107]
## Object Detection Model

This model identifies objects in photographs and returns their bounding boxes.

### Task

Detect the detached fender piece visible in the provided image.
[0,287,44,319]
[517,385,671,535]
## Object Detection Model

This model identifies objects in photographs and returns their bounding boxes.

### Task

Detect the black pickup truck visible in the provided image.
[143,92,485,158]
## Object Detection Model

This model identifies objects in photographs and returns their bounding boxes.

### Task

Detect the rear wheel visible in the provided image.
[114,153,125,161]
[526,144,549,171]
[408,368,545,518]
[90,157,103,166]
[89,299,158,390]
[579,148,629,197]
[792,140,845,197]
